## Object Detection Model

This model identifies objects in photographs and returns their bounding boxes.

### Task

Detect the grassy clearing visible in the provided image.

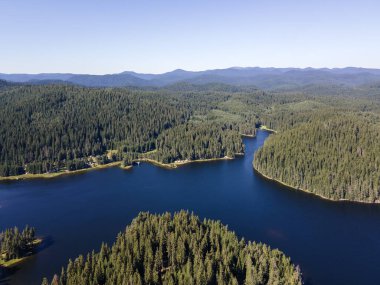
[143,149,157,155]
[137,155,236,170]
[219,99,252,113]
[0,257,26,267]
[190,109,242,124]
[0,162,122,182]
[259,125,277,133]
[285,100,328,111]
[206,109,242,123]
[106,149,119,160]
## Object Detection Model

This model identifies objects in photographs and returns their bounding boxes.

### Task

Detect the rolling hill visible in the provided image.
[2,67,380,89]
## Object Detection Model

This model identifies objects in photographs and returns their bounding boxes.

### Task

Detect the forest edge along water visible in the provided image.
[1,130,380,285]
[0,148,245,182]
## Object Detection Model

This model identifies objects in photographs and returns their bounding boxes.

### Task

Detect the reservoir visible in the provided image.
[1,130,380,285]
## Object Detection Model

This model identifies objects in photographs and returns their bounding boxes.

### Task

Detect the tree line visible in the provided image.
[254,112,380,202]
[146,122,244,164]
[0,225,36,261]
[42,211,302,285]
[0,83,268,177]
[0,85,190,176]
[4,80,380,205]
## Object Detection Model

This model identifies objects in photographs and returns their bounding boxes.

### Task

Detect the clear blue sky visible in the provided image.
[1,0,379,74]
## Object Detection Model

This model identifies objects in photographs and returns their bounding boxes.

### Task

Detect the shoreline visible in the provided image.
[240,133,256,138]
[255,128,380,204]
[259,125,277,133]
[0,128,259,182]
[0,161,128,182]
[253,165,380,205]
[137,155,236,169]
[0,154,241,182]
[0,238,43,268]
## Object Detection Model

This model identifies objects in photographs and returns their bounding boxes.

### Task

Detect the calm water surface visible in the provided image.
[1,130,380,285]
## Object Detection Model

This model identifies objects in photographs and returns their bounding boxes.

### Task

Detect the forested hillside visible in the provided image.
[3,80,380,203]
[254,113,380,202]
[0,83,261,177]
[147,123,244,163]
[0,85,191,176]
[42,211,302,285]
[3,67,380,89]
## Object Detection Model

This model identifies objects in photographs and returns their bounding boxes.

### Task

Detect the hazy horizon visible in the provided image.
[1,0,379,74]
[1,66,379,76]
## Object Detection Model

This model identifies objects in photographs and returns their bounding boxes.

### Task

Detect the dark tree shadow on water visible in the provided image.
[304,278,314,285]
[0,235,54,284]
[0,267,18,285]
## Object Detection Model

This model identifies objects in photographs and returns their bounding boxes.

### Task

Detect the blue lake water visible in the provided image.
[1,130,380,285]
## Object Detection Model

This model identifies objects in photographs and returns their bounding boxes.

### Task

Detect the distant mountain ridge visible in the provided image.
[1,67,380,89]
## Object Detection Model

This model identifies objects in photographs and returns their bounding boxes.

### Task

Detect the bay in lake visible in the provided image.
[1,130,380,285]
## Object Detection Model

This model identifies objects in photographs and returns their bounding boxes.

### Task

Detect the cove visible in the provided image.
[1,130,380,285]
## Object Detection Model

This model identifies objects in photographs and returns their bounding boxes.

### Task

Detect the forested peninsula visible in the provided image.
[42,211,302,285]
[254,113,380,203]
[0,226,40,268]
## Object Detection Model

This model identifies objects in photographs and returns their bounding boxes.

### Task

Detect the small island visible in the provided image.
[0,226,41,268]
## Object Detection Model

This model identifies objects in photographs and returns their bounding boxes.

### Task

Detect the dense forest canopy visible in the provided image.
[0,83,265,176]
[0,85,188,175]
[254,113,380,202]
[42,211,302,285]
[2,80,380,203]
[146,122,244,163]
[0,226,36,261]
